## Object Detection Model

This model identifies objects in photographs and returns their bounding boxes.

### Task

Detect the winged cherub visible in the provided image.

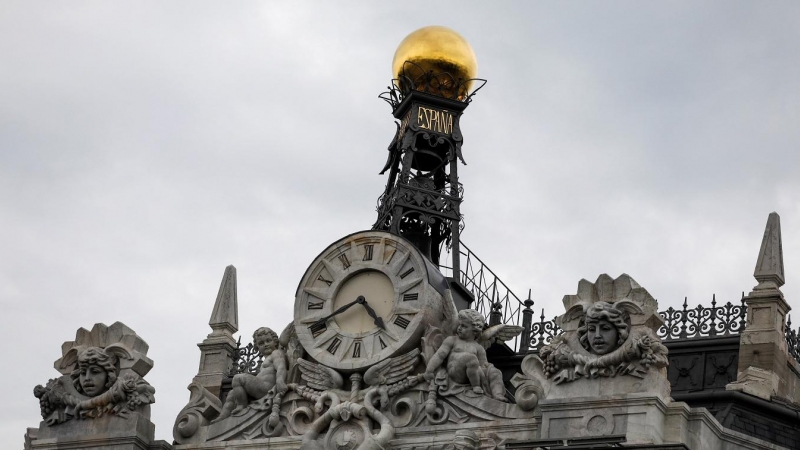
[424,309,522,401]
[215,327,287,421]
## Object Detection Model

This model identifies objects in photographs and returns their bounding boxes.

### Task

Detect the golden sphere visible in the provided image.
[392,26,478,94]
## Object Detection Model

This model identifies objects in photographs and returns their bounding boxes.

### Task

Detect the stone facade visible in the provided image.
[24,215,800,450]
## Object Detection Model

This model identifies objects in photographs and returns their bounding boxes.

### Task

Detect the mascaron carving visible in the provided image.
[512,274,668,409]
[33,322,155,425]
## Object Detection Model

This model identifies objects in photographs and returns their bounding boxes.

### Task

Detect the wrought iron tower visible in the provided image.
[373,28,485,275]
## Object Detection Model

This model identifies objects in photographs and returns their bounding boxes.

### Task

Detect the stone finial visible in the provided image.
[753,212,785,290]
[209,265,238,336]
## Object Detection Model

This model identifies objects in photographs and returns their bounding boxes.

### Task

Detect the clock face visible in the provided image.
[294,230,437,371]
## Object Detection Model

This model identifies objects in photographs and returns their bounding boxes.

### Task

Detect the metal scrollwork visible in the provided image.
[227,338,263,376]
[379,61,487,108]
[785,316,800,365]
[529,310,562,350]
[658,296,747,341]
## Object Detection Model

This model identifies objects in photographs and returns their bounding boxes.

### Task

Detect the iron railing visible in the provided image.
[439,241,533,352]
[785,317,800,365]
[439,244,750,353]
[225,337,262,377]
[657,295,747,341]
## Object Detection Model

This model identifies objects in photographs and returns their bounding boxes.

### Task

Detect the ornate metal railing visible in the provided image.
[440,242,532,352]
[379,61,487,108]
[657,295,747,341]
[785,317,800,365]
[525,308,562,352]
[226,337,262,377]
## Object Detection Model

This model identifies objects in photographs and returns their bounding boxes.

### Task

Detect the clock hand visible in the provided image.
[358,298,386,330]
[312,296,365,329]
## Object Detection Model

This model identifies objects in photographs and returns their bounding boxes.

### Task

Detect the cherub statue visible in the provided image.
[215,327,287,421]
[424,309,522,401]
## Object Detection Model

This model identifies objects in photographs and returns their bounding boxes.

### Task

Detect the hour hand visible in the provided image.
[359,298,386,330]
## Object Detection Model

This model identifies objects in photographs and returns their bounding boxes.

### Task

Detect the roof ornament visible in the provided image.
[753,212,785,290]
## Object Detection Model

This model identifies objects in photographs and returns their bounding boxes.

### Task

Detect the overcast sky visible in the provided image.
[2,1,799,446]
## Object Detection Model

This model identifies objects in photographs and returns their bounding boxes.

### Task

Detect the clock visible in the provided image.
[294,230,450,371]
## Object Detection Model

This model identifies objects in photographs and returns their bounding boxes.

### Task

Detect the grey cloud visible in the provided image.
[2,1,799,444]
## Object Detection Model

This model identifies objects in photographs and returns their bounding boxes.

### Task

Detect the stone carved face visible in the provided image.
[577,302,630,356]
[586,319,619,355]
[70,347,118,397]
[79,364,108,397]
[456,309,484,341]
[253,327,279,356]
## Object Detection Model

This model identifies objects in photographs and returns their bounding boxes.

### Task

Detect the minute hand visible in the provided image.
[312,296,364,328]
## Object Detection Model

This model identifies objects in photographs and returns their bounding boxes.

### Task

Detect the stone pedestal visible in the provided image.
[538,366,671,403]
[730,288,790,401]
[192,335,237,398]
[538,394,670,444]
[727,212,793,403]
[26,413,158,450]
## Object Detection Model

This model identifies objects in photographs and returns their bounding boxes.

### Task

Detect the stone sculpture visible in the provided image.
[185,314,532,447]
[579,302,628,355]
[174,325,297,444]
[214,326,287,423]
[424,309,522,401]
[512,274,669,409]
[28,322,157,447]
[541,302,667,383]
[297,349,424,450]
[33,322,155,425]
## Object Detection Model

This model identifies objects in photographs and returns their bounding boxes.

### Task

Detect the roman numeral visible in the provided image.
[399,267,415,279]
[384,246,398,265]
[326,337,342,354]
[362,244,373,261]
[352,341,362,358]
[394,316,411,329]
[309,322,327,338]
[403,293,418,302]
[317,275,332,286]
[378,337,387,349]
[338,253,351,269]
[308,301,324,310]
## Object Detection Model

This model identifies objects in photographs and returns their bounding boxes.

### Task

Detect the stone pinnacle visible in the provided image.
[209,265,239,335]
[754,212,785,290]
